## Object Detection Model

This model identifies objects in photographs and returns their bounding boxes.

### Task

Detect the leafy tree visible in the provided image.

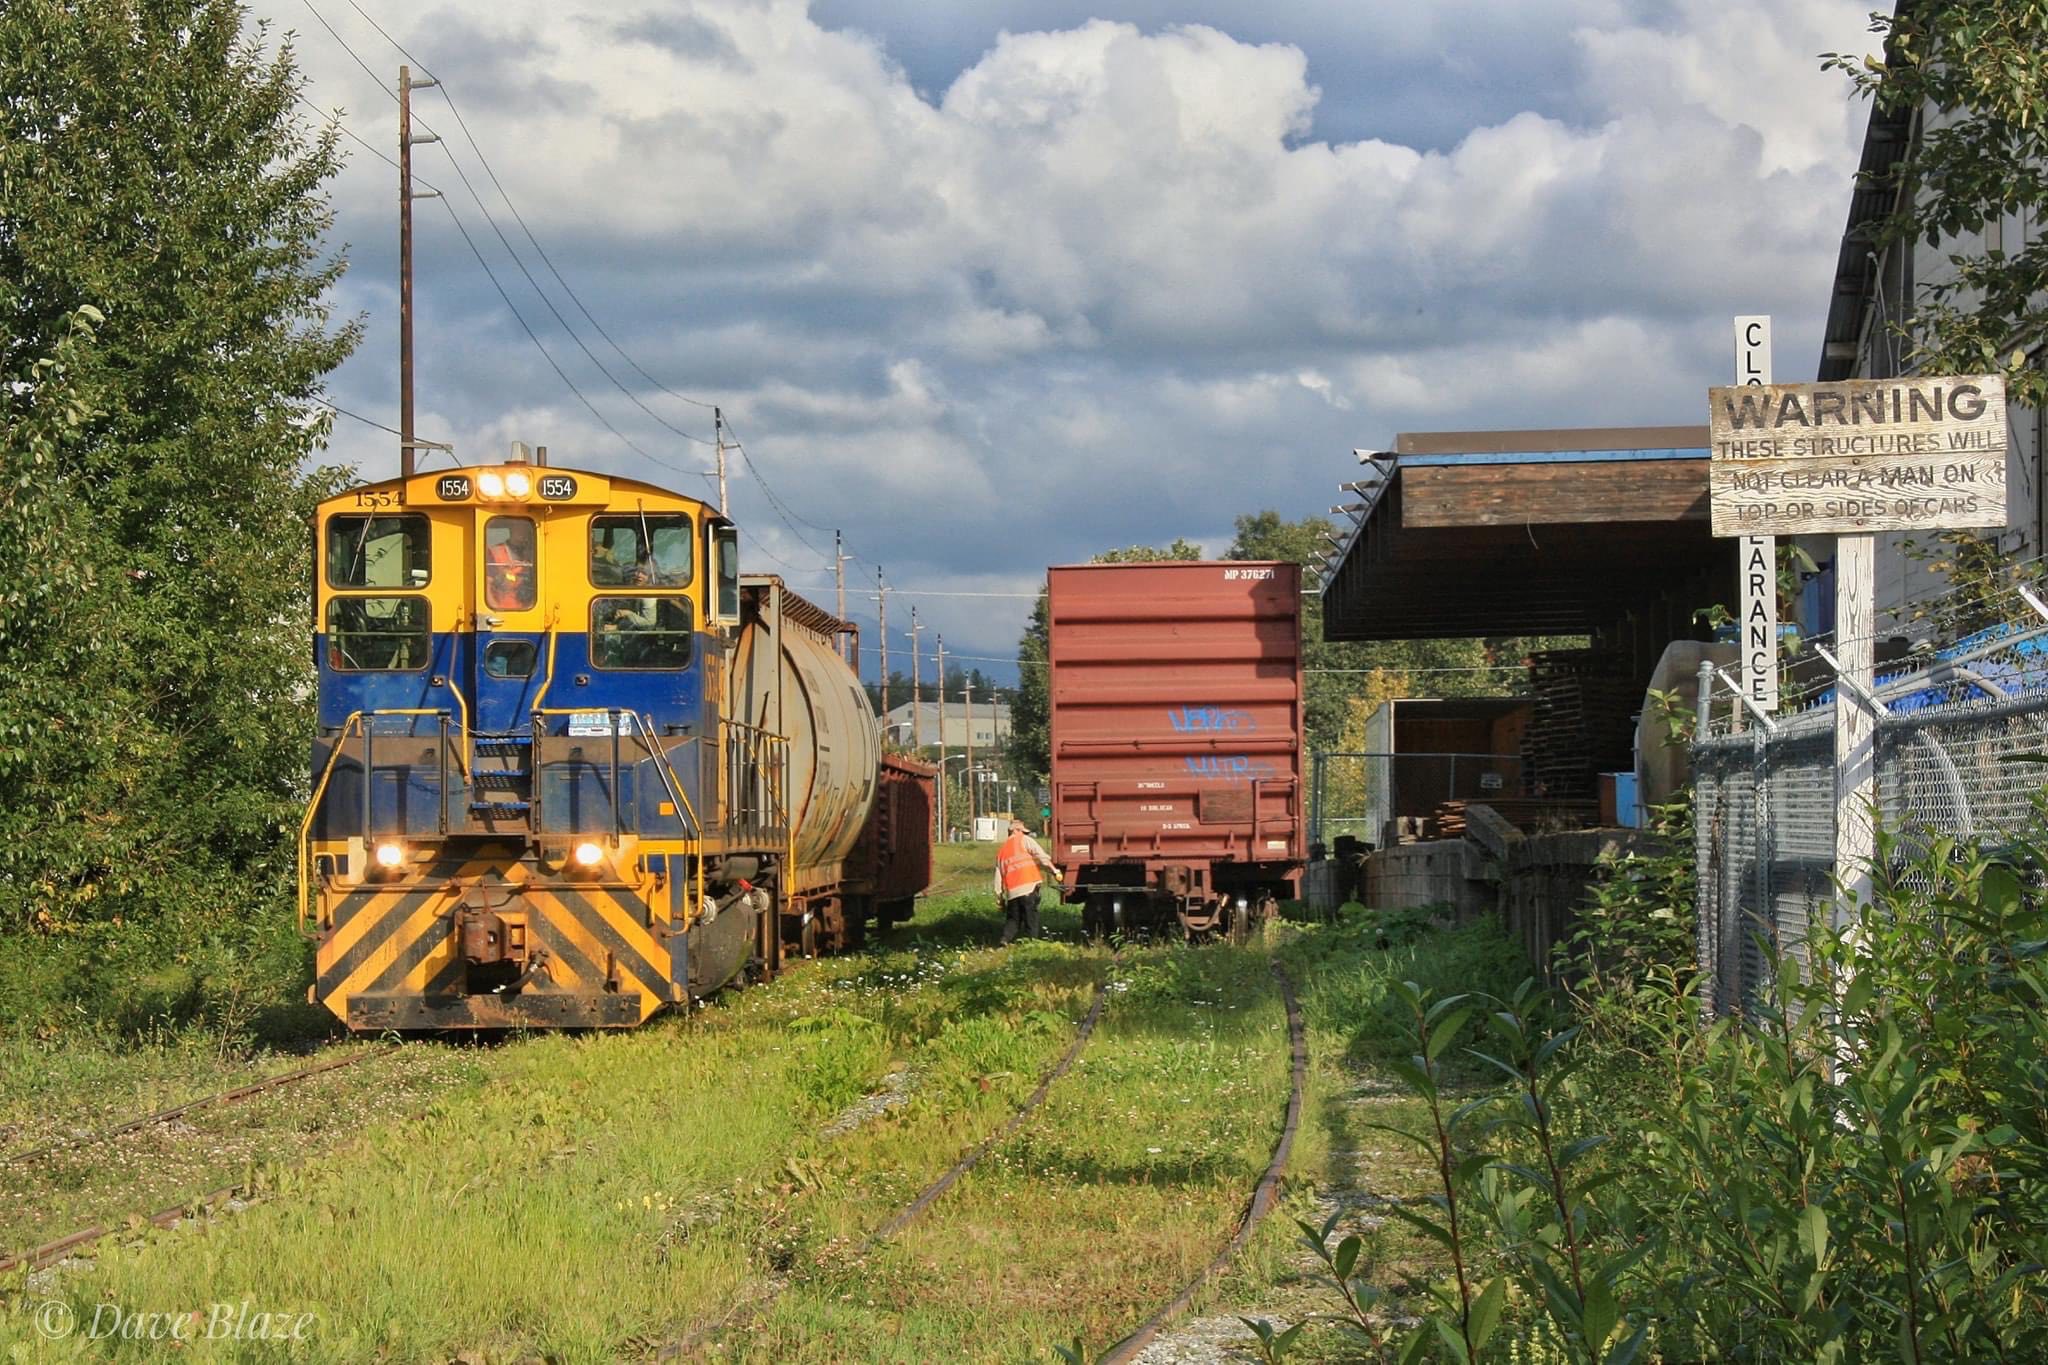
[0,0,357,945]
[1826,2,2048,408]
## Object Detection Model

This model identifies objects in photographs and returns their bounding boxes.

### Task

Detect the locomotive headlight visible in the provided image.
[373,841,405,869]
[1236,897,1248,911]
[505,470,532,498]
[478,471,506,499]
[572,841,605,869]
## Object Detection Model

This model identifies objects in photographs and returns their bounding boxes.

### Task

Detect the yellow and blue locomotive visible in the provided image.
[301,446,927,1029]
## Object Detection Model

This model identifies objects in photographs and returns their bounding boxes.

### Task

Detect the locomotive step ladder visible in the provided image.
[468,732,534,823]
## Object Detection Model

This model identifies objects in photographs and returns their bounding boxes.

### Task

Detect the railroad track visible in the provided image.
[1097,962,1308,1364]
[0,1043,401,1277]
[665,956,1310,1362]
[657,974,1115,1360]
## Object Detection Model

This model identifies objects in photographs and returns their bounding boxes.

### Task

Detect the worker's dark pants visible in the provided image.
[1001,885,1042,944]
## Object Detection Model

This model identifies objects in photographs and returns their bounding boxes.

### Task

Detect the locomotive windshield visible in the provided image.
[590,514,692,587]
[590,597,694,669]
[327,513,430,589]
[325,596,430,671]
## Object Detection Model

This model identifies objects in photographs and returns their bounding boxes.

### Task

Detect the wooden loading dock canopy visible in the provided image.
[1321,426,1733,645]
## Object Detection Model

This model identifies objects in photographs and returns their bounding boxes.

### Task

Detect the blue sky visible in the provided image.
[257,0,1879,682]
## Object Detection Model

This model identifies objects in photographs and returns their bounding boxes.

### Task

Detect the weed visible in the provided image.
[1299,810,2048,1361]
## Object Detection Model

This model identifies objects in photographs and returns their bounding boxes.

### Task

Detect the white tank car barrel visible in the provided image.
[729,576,893,953]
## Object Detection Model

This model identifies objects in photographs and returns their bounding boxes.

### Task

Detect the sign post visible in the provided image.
[1733,317,1778,713]
[1707,370,2008,916]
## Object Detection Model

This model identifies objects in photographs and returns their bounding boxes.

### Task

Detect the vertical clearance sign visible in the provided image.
[1733,317,1777,711]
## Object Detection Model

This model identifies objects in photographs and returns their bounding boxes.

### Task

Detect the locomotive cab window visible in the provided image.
[327,513,430,589]
[326,596,430,671]
[591,597,694,670]
[590,514,693,587]
[483,639,537,679]
[484,516,537,611]
[712,525,740,622]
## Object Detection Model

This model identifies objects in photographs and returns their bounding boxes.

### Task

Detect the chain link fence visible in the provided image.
[1693,614,2048,1016]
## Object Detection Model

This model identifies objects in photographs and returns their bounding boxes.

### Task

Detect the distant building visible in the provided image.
[883,699,1010,750]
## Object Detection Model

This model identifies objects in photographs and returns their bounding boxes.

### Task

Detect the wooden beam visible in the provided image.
[1400,460,1710,528]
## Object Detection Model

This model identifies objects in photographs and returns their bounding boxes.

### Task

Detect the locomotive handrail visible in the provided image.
[528,622,562,715]
[719,719,792,838]
[527,706,705,844]
[298,711,365,937]
[298,707,469,936]
[632,709,703,841]
[443,682,473,782]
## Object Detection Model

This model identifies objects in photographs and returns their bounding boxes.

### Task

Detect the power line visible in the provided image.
[296,1,718,478]
[412,118,720,450]
[298,2,940,586]
[722,432,829,560]
[343,0,721,420]
[319,401,405,437]
[723,422,838,536]
[429,197,685,473]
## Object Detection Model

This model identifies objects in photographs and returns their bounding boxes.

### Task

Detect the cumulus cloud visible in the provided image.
[265,0,1871,667]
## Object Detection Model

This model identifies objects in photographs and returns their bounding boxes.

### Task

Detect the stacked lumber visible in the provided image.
[1521,649,1637,800]
[1433,797,1597,838]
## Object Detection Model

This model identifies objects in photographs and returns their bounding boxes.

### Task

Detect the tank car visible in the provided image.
[300,449,922,1029]
[1046,561,1305,939]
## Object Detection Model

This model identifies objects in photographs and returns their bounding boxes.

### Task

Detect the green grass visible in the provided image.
[1,875,1540,1363]
[735,942,1289,1361]
[0,889,1102,1362]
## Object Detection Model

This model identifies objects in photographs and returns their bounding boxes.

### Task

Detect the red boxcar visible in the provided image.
[860,752,936,929]
[1047,561,1304,938]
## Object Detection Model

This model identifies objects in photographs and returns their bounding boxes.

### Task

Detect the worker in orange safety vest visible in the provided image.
[992,817,1061,945]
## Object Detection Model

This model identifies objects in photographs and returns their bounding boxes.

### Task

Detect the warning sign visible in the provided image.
[1707,375,2007,536]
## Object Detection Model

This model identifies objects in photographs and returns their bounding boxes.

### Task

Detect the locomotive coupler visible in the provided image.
[456,902,529,967]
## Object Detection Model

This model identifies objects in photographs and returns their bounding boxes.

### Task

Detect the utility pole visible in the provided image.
[877,566,890,722]
[397,65,440,493]
[964,675,976,828]
[714,406,728,515]
[834,531,849,660]
[935,633,947,838]
[910,606,924,752]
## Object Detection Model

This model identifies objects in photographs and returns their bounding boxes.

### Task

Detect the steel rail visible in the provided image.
[0,1185,247,1277]
[1097,960,1308,1365]
[863,977,1110,1246]
[656,974,1114,1361]
[0,1044,400,1170]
